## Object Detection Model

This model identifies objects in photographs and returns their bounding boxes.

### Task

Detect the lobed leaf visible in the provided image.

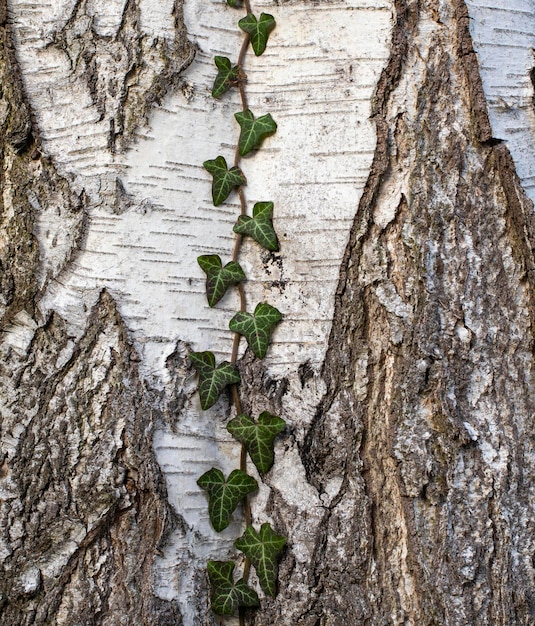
[198,255,246,307]
[229,302,282,359]
[226,0,243,8]
[233,201,279,251]
[238,13,276,56]
[235,523,286,596]
[212,56,242,99]
[227,412,286,474]
[207,561,259,615]
[203,156,246,206]
[198,468,258,532]
[234,109,277,156]
[190,351,241,410]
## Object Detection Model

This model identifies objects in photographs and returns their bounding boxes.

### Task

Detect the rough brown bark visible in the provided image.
[258,0,535,624]
[0,289,185,624]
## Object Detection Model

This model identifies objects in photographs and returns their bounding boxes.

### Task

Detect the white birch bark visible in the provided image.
[2,0,535,623]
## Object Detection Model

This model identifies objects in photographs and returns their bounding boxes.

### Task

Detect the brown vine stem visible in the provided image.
[236,35,250,113]
[228,4,255,625]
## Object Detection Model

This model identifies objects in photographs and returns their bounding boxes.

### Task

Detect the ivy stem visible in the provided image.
[237,36,250,113]
[230,282,246,368]
[232,231,243,262]
[232,4,256,624]
[229,0,250,429]
[232,189,247,259]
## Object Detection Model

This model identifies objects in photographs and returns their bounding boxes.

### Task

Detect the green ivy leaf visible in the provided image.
[227,412,286,474]
[238,13,276,56]
[229,302,282,359]
[212,56,242,98]
[189,351,241,410]
[203,156,246,206]
[226,0,243,7]
[207,561,259,615]
[198,468,258,532]
[233,201,279,251]
[234,109,277,156]
[235,523,286,597]
[198,255,246,307]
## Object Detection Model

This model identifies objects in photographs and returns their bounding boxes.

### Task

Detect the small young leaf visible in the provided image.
[227,412,286,474]
[233,201,279,251]
[207,561,259,615]
[235,523,286,596]
[212,56,242,98]
[229,302,282,359]
[238,13,276,56]
[198,255,246,307]
[234,109,277,156]
[198,468,258,532]
[203,156,246,206]
[190,351,241,410]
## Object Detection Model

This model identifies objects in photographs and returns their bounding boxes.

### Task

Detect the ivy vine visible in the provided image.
[190,0,286,621]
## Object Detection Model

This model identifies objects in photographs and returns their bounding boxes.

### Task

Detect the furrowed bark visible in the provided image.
[0,290,185,624]
[252,0,535,624]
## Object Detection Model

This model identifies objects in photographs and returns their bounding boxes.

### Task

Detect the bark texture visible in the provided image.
[51,0,195,153]
[256,0,535,624]
[0,2,186,623]
[0,290,184,624]
[0,3,84,326]
[3,0,535,624]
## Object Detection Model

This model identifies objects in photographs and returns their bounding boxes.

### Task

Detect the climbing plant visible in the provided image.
[190,0,286,621]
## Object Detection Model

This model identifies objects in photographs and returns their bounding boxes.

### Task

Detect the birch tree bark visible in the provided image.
[2,0,535,624]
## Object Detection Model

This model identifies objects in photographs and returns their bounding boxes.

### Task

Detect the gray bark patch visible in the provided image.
[0,291,183,625]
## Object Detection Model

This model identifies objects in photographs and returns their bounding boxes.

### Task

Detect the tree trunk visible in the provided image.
[2,0,535,624]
